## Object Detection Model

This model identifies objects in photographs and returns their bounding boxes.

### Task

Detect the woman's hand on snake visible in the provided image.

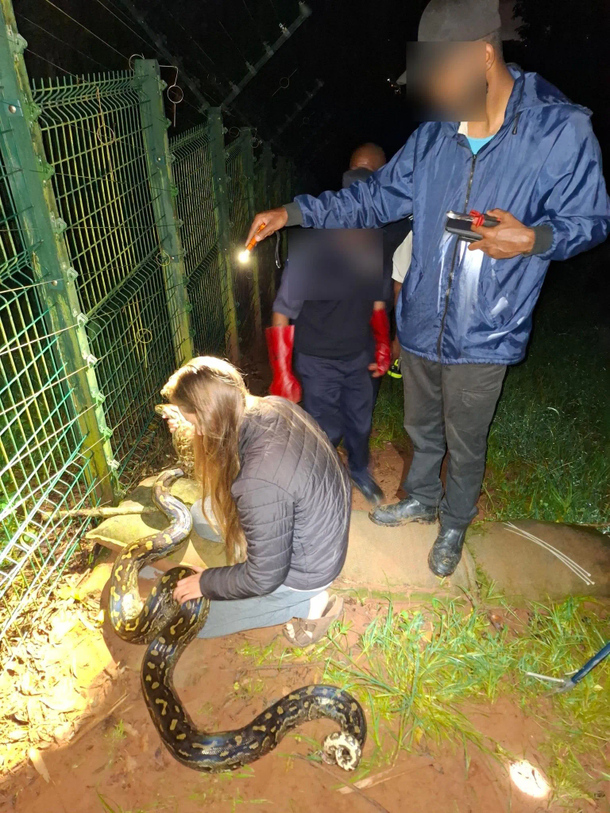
[109,469,366,772]
[173,567,205,603]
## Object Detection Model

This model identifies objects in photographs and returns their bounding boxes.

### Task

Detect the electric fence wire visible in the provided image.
[149,0,233,96]
[15,13,108,70]
[23,1,202,124]
[241,0,266,41]
[91,0,155,49]
[217,19,251,65]
[266,0,282,25]
[42,0,131,62]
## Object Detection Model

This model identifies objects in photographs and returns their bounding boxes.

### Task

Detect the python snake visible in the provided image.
[108,468,367,772]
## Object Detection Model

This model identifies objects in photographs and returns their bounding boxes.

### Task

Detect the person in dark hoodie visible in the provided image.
[246,0,610,578]
[265,144,393,505]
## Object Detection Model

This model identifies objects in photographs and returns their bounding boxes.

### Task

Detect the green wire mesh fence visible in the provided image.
[171,124,228,356]
[0,5,296,646]
[0,150,102,642]
[32,70,179,480]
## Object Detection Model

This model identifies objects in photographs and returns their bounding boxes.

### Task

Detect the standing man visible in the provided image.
[247,0,610,577]
[266,144,392,505]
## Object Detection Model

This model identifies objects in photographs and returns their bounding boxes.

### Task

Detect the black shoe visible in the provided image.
[369,496,438,527]
[351,473,384,506]
[428,526,466,577]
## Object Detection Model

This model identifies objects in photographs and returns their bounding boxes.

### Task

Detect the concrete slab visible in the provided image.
[339,510,477,595]
[87,475,610,601]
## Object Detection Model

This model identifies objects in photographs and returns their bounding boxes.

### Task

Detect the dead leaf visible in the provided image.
[28,748,50,783]
[20,672,38,696]
[52,722,73,743]
[41,677,86,713]
[11,706,29,724]
[49,610,78,645]
[124,754,137,773]
[73,564,113,600]
[7,729,27,741]
[26,698,45,726]
[122,722,138,738]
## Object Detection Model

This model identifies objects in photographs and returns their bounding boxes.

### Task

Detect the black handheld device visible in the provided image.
[445,210,500,242]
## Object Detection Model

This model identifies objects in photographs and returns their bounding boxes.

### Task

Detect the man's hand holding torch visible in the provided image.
[245,207,289,247]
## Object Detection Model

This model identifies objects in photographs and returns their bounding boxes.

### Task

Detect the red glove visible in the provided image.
[369,308,391,377]
[265,326,302,402]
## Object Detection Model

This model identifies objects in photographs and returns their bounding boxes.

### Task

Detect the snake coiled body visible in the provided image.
[109,469,367,772]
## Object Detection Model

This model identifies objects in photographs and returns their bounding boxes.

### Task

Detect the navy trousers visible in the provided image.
[294,349,373,477]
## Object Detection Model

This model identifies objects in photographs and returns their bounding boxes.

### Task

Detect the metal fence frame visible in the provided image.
[0,0,295,646]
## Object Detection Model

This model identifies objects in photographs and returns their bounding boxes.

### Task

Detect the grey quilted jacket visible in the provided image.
[197,397,351,601]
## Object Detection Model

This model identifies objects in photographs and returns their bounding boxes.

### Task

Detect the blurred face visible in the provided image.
[349,147,386,172]
[408,41,487,121]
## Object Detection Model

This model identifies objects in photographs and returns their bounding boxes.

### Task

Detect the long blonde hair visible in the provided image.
[161,357,249,564]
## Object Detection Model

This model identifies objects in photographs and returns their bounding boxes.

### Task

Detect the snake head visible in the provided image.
[322,731,362,771]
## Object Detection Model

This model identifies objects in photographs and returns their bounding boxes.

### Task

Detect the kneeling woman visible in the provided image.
[161,356,350,646]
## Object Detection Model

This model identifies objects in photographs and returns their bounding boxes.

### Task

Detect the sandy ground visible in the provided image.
[1,591,600,813]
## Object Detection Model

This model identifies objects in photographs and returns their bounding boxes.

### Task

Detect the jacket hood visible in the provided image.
[441,65,592,139]
[514,65,591,116]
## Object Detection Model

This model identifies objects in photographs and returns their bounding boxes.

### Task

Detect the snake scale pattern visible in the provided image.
[108,468,367,772]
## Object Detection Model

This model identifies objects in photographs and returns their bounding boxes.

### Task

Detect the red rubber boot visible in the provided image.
[265,325,302,403]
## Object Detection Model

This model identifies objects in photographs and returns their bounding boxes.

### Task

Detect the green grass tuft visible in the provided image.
[237,593,610,806]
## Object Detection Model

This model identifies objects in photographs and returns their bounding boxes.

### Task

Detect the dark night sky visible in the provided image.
[16,0,610,191]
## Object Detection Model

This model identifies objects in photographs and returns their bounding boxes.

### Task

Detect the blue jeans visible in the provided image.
[198,584,325,639]
[190,502,326,639]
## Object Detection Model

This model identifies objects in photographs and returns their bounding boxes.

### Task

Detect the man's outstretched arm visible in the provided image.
[245,134,416,245]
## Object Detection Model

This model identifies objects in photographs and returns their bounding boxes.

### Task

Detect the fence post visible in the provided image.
[207,108,239,362]
[241,131,263,340]
[136,59,194,367]
[0,3,115,505]
[261,143,274,205]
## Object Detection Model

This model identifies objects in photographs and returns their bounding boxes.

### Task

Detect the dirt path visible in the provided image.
[1,596,580,813]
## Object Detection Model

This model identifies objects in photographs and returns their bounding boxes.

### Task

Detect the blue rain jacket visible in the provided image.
[292,66,610,364]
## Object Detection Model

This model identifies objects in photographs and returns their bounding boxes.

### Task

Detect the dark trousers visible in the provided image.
[401,350,506,529]
[294,349,374,477]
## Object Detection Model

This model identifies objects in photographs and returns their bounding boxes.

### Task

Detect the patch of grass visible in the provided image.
[370,377,405,448]
[108,720,126,743]
[235,594,610,806]
[97,794,167,813]
[484,324,610,525]
[320,596,610,805]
